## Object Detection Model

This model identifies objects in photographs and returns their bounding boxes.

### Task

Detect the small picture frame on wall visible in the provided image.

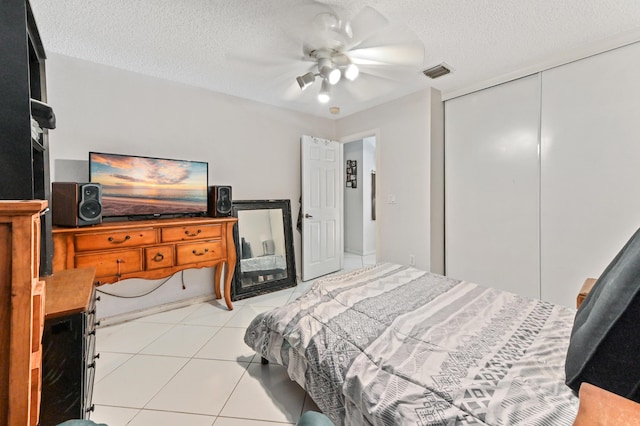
[346,159,358,189]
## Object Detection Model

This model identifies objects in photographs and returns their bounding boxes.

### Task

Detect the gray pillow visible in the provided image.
[565,227,640,401]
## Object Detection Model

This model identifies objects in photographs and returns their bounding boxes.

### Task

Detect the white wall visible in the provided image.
[343,137,377,256]
[336,89,436,271]
[344,140,364,254]
[429,90,445,275]
[362,136,376,255]
[45,53,335,319]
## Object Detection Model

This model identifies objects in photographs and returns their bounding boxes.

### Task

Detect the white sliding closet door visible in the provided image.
[540,42,640,307]
[445,75,541,299]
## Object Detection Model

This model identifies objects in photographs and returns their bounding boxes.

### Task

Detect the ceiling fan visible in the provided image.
[277,1,426,104]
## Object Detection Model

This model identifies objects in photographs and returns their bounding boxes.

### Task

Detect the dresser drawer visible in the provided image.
[75,249,143,277]
[161,224,222,243]
[75,228,156,252]
[84,358,96,418]
[144,245,175,270]
[85,329,97,367]
[176,240,223,265]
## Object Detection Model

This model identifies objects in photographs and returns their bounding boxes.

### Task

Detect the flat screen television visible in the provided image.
[89,152,209,218]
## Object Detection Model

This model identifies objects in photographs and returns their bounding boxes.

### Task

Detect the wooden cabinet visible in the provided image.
[577,278,598,309]
[41,268,98,425]
[52,217,238,309]
[0,200,48,426]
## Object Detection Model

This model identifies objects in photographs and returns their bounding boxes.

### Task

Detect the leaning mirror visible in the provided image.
[231,199,297,301]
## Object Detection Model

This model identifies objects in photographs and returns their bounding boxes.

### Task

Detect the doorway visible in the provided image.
[342,135,377,272]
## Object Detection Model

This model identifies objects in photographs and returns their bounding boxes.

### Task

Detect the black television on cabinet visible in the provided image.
[89,152,208,219]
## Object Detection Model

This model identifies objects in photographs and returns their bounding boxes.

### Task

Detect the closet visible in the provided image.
[445,41,640,307]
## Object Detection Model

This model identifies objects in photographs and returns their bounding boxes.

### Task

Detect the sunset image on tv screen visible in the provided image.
[89,152,208,217]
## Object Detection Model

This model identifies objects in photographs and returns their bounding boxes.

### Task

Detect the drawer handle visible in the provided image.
[94,353,100,360]
[192,248,209,256]
[88,361,96,369]
[108,235,131,244]
[89,309,96,316]
[153,252,165,262]
[185,229,202,237]
[87,404,95,413]
[95,320,101,327]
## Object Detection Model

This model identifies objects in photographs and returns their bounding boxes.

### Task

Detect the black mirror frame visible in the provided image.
[231,199,297,301]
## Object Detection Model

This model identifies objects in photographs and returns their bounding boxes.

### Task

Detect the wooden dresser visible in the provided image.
[0,200,48,426]
[52,217,238,309]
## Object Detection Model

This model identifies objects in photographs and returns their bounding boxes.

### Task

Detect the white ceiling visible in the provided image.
[29,0,640,119]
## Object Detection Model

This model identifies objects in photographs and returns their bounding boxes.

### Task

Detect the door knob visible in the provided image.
[305,213,313,218]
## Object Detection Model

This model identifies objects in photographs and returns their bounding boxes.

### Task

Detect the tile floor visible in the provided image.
[90,253,375,426]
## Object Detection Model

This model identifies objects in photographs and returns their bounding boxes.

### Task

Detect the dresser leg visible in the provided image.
[224,263,234,310]
[214,263,223,300]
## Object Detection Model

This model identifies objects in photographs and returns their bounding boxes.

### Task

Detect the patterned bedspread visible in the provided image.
[244,263,579,425]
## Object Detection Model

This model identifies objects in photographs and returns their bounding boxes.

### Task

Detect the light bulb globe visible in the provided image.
[344,64,359,81]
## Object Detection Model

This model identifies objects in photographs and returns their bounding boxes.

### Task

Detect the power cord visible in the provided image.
[96,271,187,298]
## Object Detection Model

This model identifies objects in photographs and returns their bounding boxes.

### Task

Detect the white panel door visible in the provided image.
[540,42,640,307]
[301,135,342,281]
[445,75,541,299]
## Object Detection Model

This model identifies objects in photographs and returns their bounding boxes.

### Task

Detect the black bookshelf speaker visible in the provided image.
[208,185,232,217]
[52,182,102,227]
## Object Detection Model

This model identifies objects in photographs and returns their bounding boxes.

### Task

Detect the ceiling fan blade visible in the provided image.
[224,48,314,85]
[277,0,340,48]
[356,66,415,82]
[344,7,390,50]
[333,72,400,103]
[349,42,425,67]
[226,50,303,68]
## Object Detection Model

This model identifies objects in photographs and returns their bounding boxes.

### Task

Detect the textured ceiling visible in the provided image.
[29,0,640,119]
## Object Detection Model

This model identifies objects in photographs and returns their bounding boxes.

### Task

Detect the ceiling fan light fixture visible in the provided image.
[344,63,359,81]
[328,68,341,85]
[318,57,341,85]
[318,79,331,103]
[296,71,316,90]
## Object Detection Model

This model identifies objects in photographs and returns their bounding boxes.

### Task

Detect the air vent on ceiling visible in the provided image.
[422,63,452,79]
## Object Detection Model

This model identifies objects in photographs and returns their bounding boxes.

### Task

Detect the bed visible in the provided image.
[240,254,287,281]
[245,230,640,425]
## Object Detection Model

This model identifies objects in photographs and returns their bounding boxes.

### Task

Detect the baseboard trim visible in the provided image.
[97,294,217,328]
